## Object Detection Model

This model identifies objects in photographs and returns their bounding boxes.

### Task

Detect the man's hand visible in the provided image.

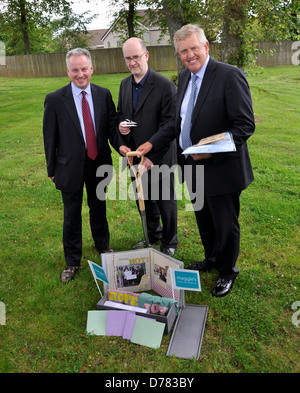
[136,141,153,156]
[49,176,55,182]
[119,145,133,165]
[190,153,212,161]
[119,122,131,135]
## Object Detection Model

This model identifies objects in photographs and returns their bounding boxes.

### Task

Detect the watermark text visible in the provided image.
[0,41,6,66]
[0,302,6,325]
[96,158,204,212]
[291,41,300,66]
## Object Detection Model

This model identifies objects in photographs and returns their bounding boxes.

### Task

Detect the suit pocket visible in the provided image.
[56,155,67,165]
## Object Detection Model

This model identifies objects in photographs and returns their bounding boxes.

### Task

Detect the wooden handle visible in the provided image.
[126,151,144,165]
[126,151,145,211]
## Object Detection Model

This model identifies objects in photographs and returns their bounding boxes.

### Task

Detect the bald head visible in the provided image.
[122,37,149,82]
[123,37,147,54]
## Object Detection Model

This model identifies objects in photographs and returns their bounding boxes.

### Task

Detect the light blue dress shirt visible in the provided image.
[71,82,96,147]
[179,55,210,149]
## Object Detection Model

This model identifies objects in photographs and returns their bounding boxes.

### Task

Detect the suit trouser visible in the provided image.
[133,170,178,248]
[61,156,109,266]
[185,157,240,280]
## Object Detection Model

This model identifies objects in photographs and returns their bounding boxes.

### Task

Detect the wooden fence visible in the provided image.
[0,41,298,78]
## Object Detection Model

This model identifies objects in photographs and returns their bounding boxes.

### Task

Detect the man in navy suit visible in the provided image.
[43,48,122,282]
[138,25,255,297]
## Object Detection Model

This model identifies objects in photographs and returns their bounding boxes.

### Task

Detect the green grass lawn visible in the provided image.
[0,66,299,373]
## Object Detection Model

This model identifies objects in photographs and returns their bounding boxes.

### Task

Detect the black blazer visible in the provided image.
[117,68,177,166]
[151,58,255,195]
[43,83,122,193]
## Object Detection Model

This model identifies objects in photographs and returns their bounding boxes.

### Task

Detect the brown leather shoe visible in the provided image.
[60,266,79,282]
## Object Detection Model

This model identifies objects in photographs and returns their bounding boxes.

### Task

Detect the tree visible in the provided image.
[0,0,97,55]
[127,0,135,37]
[102,0,299,70]
[105,0,147,44]
[220,0,248,68]
[220,0,300,69]
[50,13,95,53]
[160,0,185,72]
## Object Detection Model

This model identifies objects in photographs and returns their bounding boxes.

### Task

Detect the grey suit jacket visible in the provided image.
[43,82,121,193]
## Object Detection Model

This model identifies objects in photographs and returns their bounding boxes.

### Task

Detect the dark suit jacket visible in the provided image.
[43,82,121,193]
[151,58,255,195]
[116,68,177,166]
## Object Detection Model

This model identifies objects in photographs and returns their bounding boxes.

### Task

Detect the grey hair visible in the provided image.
[173,25,208,52]
[66,48,92,67]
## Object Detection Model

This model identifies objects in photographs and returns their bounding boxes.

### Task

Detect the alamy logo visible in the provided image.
[95,160,205,212]
[291,301,300,327]
[0,302,6,325]
[0,41,6,66]
[291,41,300,66]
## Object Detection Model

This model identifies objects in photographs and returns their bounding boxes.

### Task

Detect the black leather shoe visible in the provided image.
[132,240,160,249]
[161,247,176,256]
[97,247,114,254]
[188,260,214,272]
[132,240,148,249]
[60,266,79,283]
[212,277,235,297]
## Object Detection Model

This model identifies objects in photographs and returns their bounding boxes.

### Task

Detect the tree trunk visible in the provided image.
[220,0,247,68]
[126,0,135,38]
[19,0,31,54]
[162,0,185,74]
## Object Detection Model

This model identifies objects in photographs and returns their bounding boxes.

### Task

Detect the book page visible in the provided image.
[102,249,151,293]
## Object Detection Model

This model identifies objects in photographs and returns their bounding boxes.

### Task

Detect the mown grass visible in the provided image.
[0,66,299,373]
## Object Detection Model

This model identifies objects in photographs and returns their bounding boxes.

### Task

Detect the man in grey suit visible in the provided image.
[43,48,122,282]
[118,37,178,256]
[138,25,255,297]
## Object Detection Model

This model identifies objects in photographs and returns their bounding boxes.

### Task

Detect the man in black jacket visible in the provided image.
[43,48,123,282]
[118,38,178,256]
[138,25,255,297]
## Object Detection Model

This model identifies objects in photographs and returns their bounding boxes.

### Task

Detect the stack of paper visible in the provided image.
[182,132,236,155]
[86,310,165,349]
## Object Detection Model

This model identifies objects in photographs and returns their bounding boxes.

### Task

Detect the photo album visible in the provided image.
[101,248,184,307]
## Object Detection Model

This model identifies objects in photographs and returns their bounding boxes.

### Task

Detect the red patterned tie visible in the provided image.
[81,91,98,160]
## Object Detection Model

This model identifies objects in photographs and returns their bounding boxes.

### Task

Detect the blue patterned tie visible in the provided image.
[181,74,198,155]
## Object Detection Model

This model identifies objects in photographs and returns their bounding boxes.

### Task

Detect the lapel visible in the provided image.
[175,69,190,136]
[177,69,190,110]
[61,83,83,139]
[123,76,133,118]
[191,57,217,127]
[134,68,154,116]
[91,83,101,135]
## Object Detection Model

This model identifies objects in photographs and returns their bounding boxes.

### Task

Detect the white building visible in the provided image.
[100,9,170,48]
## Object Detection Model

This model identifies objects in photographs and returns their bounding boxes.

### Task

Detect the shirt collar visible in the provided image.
[192,55,210,80]
[71,82,92,97]
[131,68,149,87]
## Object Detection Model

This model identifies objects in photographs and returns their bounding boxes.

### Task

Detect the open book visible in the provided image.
[182,132,236,155]
[101,248,184,307]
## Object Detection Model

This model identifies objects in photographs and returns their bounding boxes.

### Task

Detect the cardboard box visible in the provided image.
[96,292,178,334]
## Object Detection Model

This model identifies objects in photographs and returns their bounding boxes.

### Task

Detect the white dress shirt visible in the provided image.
[71,82,96,147]
[179,55,210,149]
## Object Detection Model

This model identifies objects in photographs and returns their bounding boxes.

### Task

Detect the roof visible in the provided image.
[86,29,108,48]
[101,9,161,41]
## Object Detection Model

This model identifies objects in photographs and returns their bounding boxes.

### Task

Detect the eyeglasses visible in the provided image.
[124,51,147,63]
